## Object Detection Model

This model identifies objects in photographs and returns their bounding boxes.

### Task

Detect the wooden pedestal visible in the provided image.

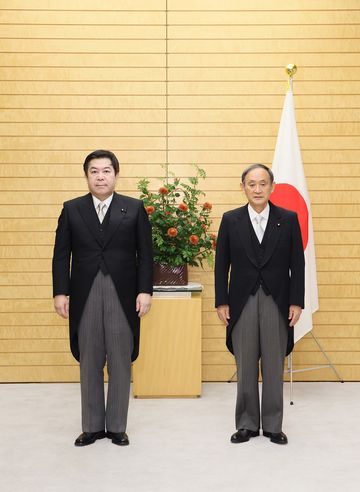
[132,294,202,397]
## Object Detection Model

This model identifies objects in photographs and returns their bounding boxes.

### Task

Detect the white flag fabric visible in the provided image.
[270,88,319,342]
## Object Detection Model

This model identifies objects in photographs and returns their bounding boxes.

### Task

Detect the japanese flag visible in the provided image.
[270,88,319,342]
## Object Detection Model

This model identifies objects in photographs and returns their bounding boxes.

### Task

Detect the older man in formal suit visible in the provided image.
[52,150,153,447]
[215,163,304,445]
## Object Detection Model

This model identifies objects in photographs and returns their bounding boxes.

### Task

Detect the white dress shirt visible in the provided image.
[248,203,270,243]
[92,194,113,222]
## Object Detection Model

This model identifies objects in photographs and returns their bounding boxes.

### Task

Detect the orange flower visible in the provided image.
[189,234,199,245]
[159,186,169,195]
[201,223,207,231]
[167,227,178,237]
[145,205,155,214]
[203,202,212,210]
[178,203,188,212]
[210,233,216,240]
[212,239,217,250]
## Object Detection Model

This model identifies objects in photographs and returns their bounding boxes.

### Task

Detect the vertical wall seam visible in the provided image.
[165,0,169,181]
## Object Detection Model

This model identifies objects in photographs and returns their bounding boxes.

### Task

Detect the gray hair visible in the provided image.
[241,164,274,184]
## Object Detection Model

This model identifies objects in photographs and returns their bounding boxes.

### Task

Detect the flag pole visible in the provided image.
[285,63,297,405]
[228,64,344,395]
[282,64,344,404]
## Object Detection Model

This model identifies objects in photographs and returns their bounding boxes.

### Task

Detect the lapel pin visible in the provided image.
[121,208,126,213]
[277,223,280,226]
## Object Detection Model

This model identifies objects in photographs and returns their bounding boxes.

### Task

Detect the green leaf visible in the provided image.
[137,165,214,267]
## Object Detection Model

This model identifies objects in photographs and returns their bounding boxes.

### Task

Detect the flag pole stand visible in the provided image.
[285,332,344,404]
[288,353,294,405]
[227,369,237,383]
[227,332,343,404]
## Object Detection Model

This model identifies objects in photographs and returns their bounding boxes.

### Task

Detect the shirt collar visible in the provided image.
[92,193,114,210]
[248,202,270,222]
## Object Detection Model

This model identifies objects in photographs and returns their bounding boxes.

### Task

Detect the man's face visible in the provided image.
[86,157,117,200]
[241,167,275,213]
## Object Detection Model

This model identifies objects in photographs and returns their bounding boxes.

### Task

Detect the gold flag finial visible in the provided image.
[286,64,297,78]
[286,64,297,89]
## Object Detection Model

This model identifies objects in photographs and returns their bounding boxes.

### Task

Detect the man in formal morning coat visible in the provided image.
[215,164,305,445]
[52,150,153,447]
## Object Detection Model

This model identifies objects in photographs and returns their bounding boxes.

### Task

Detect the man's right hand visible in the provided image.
[54,295,69,319]
[217,304,230,326]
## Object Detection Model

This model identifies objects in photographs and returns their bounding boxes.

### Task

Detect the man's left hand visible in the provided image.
[288,305,302,327]
[136,293,152,317]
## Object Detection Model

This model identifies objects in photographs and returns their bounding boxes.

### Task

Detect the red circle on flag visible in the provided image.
[270,183,308,250]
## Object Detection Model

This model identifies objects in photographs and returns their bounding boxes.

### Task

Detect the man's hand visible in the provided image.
[217,304,230,326]
[136,293,152,317]
[54,295,69,319]
[288,305,302,327]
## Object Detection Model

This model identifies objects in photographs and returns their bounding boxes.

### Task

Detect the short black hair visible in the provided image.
[241,163,274,184]
[83,149,120,176]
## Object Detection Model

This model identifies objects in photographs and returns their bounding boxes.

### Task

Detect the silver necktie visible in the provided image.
[97,203,107,223]
[255,215,264,243]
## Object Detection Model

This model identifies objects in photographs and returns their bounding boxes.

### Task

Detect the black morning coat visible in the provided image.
[215,201,305,356]
[52,192,153,362]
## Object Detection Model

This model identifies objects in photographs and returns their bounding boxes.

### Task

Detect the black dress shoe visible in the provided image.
[74,430,106,447]
[263,430,288,445]
[230,428,259,443]
[107,431,129,446]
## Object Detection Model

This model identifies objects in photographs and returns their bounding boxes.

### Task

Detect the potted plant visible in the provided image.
[137,166,216,285]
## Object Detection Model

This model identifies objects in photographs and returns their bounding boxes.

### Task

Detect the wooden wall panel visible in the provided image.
[0,0,359,382]
[0,0,167,382]
[167,0,360,383]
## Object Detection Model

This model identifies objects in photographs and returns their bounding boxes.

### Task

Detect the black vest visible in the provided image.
[98,202,112,275]
[248,215,270,295]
